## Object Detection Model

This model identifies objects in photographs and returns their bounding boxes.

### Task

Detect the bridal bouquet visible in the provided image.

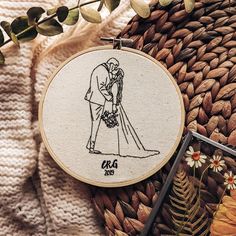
[101,111,119,128]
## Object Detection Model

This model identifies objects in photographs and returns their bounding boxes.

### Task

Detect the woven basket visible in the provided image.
[91,0,236,235]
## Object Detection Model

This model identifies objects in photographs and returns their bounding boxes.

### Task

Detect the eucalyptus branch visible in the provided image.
[0,0,152,64]
[0,0,100,48]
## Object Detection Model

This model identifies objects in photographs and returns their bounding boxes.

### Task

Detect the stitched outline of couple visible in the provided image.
[85,58,160,158]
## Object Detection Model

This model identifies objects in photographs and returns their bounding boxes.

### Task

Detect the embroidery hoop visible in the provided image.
[39,45,185,187]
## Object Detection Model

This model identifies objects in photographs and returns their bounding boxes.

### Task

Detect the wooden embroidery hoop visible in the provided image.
[38,45,185,187]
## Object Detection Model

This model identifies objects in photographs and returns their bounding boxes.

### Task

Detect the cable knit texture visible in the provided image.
[0,1,135,235]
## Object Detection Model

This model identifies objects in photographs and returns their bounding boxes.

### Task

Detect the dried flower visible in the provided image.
[224,172,236,190]
[185,146,207,168]
[209,155,225,172]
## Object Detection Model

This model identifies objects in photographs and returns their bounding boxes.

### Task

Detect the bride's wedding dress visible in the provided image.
[95,101,160,158]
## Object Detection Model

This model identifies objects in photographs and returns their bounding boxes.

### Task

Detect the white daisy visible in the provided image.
[224,171,236,190]
[210,155,225,172]
[185,146,207,168]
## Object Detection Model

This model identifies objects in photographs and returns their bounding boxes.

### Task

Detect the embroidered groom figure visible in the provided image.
[84,58,119,154]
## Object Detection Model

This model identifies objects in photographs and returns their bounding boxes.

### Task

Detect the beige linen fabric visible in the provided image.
[0,1,135,235]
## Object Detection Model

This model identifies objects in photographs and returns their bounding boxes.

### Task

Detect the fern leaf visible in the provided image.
[169,169,210,236]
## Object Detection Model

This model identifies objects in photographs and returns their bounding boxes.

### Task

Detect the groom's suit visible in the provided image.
[85,63,112,150]
[85,64,112,105]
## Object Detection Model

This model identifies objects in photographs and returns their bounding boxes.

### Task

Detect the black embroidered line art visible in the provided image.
[84,57,160,159]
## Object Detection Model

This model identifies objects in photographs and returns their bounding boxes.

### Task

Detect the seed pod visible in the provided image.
[207,36,222,51]
[186,51,195,67]
[216,83,236,100]
[117,189,129,203]
[173,42,183,58]
[137,203,152,223]
[168,62,184,75]
[137,191,150,206]
[219,133,227,144]
[101,192,115,212]
[187,120,198,131]
[211,100,225,115]
[218,115,227,131]
[219,60,234,68]
[222,101,231,119]
[195,79,215,94]
[193,72,203,88]
[229,64,236,78]
[209,127,220,141]
[182,71,193,83]
[192,61,207,71]
[152,192,158,205]
[123,218,135,235]
[169,10,188,22]
[211,81,220,100]
[105,211,115,231]
[130,192,139,213]
[189,93,204,110]
[198,107,209,124]
[127,218,144,232]
[119,201,137,219]
[206,116,219,135]
[92,198,105,220]
[187,107,199,124]
[203,92,213,114]
[215,26,234,34]
[177,64,187,84]
[115,230,128,236]
[207,68,229,79]
[228,113,236,133]
[146,182,155,199]
[115,201,125,223]
[228,130,236,146]
[186,82,195,98]
[197,123,208,136]
[105,226,114,236]
[106,210,123,231]
[166,52,174,67]
[210,58,219,69]
[219,72,229,87]
[155,48,170,61]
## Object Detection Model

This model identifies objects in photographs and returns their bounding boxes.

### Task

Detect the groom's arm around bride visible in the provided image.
[85,64,112,105]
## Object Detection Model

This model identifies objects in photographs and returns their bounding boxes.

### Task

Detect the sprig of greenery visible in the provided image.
[0,0,151,65]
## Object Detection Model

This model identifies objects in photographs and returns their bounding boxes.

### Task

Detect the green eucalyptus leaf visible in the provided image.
[0,50,5,65]
[47,7,58,16]
[27,7,45,25]
[184,0,195,13]
[80,6,102,23]
[130,0,150,18]
[57,6,69,22]
[97,0,105,11]
[36,19,63,36]
[11,16,38,42]
[10,32,19,46]
[0,28,4,46]
[63,8,79,25]
[105,0,121,12]
[1,21,12,37]
[1,21,19,46]
[159,0,173,6]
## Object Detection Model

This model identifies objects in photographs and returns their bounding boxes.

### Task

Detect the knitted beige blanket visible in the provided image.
[0,1,135,235]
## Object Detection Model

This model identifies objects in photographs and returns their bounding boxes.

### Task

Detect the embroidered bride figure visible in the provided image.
[85,58,160,158]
